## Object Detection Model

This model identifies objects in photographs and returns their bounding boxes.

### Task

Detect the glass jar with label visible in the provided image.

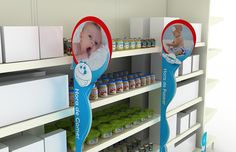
[116,39,124,51]
[99,84,108,98]
[129,78,136,89]
[146,75,151,85]
[130,38,136,49]
[151,74,156,83]
[123,80,129,91]
[123,38,130,50]
[141,39,147,48]
[112,39,117,51]
[108,81,117,95]
[89,86,98,100]
[136,38,142,49]
[135,77,141,88]
[141,76,147,86]
[151,38,156,47]
[116,80,124,93]
[147,39,152,48]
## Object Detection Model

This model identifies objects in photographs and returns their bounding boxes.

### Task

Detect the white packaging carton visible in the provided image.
[39,26,64,59]
[40,129,67,152]
[150,17,179,46]
[0,143,9,152]
[168,114,177,141]
[179,56,192,75]
[3,134,44,152]
[191,23,202,42]
[177,112,190,134]
[175,133,196,152]
[192,54,200,72]
[130,17,150,38]
[186,109,197,127]
[0,32,2,64]
[167,80,199,111]
[0,74,69,127]
[1,26,40,63]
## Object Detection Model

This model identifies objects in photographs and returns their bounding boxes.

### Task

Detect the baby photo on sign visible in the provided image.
[72,21,109,71]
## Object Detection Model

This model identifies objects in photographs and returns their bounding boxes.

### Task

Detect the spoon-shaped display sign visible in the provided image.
[160,19,196,152]
[71,16,112,152]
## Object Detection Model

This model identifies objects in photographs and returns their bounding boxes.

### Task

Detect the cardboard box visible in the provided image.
[150,17,179,46]
[3,134,44,152]
[177,112,190,134]
[179,56,192,76]
[0,143,9,152]
[0,74,69,127]
[168,114,177,141]
[191,23,201,42]
[192,54,200,72]
[40,129,67,152]
[175,133,196,152]
[1,26,40,63]
[167,80,199,111]
[185,109,197,127]
[130,17,150,38]
[39,26,64,59]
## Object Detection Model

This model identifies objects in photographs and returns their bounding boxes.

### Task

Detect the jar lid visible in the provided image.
[99,84,107,87]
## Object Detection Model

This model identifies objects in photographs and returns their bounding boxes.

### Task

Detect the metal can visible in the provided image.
[135,77,141,88]
[151,74,156,83]
[98,84,108,98]
[89,86,98,100]
[129,79,136,89]
[146,75,151,85]
[116,80,124,93]
[141,76,147,86]
[108,81,117,95]
[123,80,129,91]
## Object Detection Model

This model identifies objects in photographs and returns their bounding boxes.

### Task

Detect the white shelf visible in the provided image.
[167,97,203,118]
[91,81,161,109]
[176,70,204,82]
[0,107,74,138]
[83,114,160,152]
[112,47,161,58]
[167,123,201,146]
[204,107,217,124]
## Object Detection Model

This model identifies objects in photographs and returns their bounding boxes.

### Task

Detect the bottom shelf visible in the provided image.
[83,114,160,152]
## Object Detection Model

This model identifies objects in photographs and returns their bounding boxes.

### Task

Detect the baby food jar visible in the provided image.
[141,76,147,86]
[136,38,142,49]
[151,74,156,83]
[99,84,108,98]
[112,39,117,51]
[151,38,156,47]
[130,38,136,49]
[141,39,147,48]
[116,39,124,51]
[146,75,151,85]
[123,75,128,81]
[123,38,130,50]
[108,81,117,95]
[129,78,136,89]
[135,77,141,88]
[89,86,99,100]
[147,39,152,48]
[123,80,129,91]
[116,80,124,93]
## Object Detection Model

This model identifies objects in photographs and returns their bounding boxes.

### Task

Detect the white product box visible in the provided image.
[39,26,64,59]
[0,32,2,64]
[3,134,44,152]
[167,80,199,111]
[1,26,40,63]
[185,109,197,127]
[191,23,202,42]
[168,114,177,141]
[192,54,200,72]
[0,74,69,127]
[175,133,196,152]
[0,143,9,152]
[130,17,150,38]
[150,17,179,46]
[179,56,192,76]
[177,112,190,134]
[40,129,67,152]
[175,68,179,77]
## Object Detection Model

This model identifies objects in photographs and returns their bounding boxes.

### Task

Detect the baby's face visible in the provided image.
[80,23,102,56]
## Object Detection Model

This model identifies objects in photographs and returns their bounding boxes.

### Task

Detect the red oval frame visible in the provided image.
[161,19,196,54]
[71,16,113,65]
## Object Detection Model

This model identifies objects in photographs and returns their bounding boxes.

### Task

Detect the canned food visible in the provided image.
[146,75,151,85]
[116,80,124,93]
[141,76,147,86]
[89,86,98,100]
[129,79,136,89]
[123,80,129,91]
[151,74,156,83]
[135,77,141,88]
[108,81,117,95]
[99,84,108,98]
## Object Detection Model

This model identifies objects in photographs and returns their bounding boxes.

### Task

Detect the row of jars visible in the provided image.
[89,72,156,100]
[112,38,156,51]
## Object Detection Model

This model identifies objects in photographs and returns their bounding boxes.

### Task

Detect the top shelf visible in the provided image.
[0,42,205,74]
